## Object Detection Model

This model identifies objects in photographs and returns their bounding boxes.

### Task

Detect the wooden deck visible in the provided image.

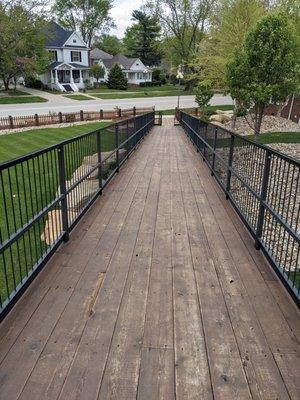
[0,122,299,400]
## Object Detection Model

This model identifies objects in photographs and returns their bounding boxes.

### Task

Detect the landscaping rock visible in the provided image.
[41,209,77,245]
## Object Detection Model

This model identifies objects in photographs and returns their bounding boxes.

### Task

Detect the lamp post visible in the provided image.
[143,68,148,95]
[176,70,184,109]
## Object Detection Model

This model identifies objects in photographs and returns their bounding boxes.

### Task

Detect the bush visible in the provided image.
[107,64,128,90]
[25,77,43,89]
[152,68,167,85]
[84,79,93,90]
[139,81,161,87]
[195,81,214,111]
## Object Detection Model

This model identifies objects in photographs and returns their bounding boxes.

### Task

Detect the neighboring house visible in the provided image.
[39,22,90,92]
[90,49,152,85]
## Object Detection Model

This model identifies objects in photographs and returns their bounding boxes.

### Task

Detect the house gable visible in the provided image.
[63,32,88,49]
[129,59,146,71]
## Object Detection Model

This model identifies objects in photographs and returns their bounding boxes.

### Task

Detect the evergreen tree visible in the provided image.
[107,64,128,90]
[123,10,162,66]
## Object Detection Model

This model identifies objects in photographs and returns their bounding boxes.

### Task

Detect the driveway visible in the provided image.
[0,93,233,117]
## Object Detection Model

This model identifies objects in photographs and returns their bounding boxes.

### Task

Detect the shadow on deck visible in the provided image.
[0,122,299,400]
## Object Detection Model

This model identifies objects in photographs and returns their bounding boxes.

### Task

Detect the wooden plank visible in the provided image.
[142,128,174,350]
[170,134,212,399]
[97,132,162,399]
[174,130,252,400]
[137,348,175,400]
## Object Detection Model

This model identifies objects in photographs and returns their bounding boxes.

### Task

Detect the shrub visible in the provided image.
[107,64,128,90]
[195,81,214,111]
[25,77,43,89]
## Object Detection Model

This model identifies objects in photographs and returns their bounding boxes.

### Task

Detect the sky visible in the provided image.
[110,0,146,38]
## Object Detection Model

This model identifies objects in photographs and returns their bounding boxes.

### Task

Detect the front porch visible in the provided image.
[48,63,89,92]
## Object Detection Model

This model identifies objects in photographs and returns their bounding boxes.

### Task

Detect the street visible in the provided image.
[0,94,233,117]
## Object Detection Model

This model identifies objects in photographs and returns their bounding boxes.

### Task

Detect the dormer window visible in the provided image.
[71,51,82,62]
[49,50,58,62]
[73,39,76,43]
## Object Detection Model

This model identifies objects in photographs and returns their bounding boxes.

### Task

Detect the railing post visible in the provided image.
[133,106,136,116]
[58,112,63,123]
[96,130,102,195]
[9,116,14,129]
[115,123,119,172]
[211,126,218,175]
[225,134,235,199]
[80,110,84,121]
[118,108,122,118]
[34,114,39,126]
[100,109,103,119]
[255,150,271,250]
[57,145,69,242]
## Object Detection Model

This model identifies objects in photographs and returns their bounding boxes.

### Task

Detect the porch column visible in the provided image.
[70,70,74,84]
[79,70,83,84]
[54,69,58,84]
[50,70,54,84]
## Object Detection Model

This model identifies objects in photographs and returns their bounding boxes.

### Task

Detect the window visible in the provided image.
[73,39,77,43]
[71,51,82,62]
[49,50,57,62]
[128,72,135,79]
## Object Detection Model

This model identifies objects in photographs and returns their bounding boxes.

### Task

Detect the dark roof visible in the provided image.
[90,48,113,60]
[43,21,73,47]
[47,61,89,70]
[112,54,137,69]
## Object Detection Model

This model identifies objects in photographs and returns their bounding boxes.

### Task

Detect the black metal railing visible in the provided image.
[179,110,300,306]
[0,112,155,319]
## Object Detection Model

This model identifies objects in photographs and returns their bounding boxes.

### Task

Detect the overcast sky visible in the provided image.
[110,0,146,38]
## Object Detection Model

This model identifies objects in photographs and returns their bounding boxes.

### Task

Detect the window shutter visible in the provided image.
[71,51,73,62]
[79,52,82,62]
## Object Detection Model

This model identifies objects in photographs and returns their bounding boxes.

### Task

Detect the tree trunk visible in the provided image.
[2,76,10,91]
[254,104,264,135]
[231,99,240,130]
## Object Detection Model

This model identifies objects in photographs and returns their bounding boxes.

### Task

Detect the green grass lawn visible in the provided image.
[0,120,128,305]
[0,96,47,104]
[246,131,300,145]
[0,121,112,162]
[0,89,31,96]
[63,94,94,101]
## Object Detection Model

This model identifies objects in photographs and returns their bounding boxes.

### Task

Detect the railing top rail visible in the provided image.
[0,111,155,171]
[180,110,300,167]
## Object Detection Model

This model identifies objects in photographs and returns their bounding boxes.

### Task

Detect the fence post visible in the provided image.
[133,106,136,116]
[255,150,271,250]
[100,109,103,119]
[225,134,235,199]
[8,116,14,129]
[118,108,122,118]
[195,107,198,116]
[115,123,119,172]
[211,126,218,176]
[57,145,69,242]
[96,130,102,195]
[80,110,84,121]
[58,112,63,123]
[34,114,39,126]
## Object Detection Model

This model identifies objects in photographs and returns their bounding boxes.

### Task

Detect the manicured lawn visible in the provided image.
[246,131,300,145]
[0,121,111,162]
[0,96,47,104]
[0,89,31,96]
[0,120,124,304]
[63,94,94,101]
[87,84,181,93]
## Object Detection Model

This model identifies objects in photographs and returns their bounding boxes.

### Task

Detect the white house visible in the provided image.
[39,22,90,92]
[90,49,152,85]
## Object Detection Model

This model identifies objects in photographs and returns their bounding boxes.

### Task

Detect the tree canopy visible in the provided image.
[123,10,162,66]
[227,12,299,133]
[52,0,113,47]
[107,63,128,90]
[93,34,123,55]
[0,2,48,90]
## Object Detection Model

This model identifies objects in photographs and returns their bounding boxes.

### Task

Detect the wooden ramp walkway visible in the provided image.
[0,123,299,400]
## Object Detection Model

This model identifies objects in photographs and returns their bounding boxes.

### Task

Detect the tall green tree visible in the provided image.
[123,10,162,66]
[93,34,123,55]
[0,3,48,90]
[52,0,113,47]
[146,0,215,66]
[227,12,299,134]
[190,0,267,89]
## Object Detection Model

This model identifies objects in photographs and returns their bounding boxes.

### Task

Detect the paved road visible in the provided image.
[0,93,233,117]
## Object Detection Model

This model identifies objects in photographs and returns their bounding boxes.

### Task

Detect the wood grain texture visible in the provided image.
[0,123,299,400]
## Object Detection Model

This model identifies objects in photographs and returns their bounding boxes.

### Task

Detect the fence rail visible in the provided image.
[0,112,155,319]
[0,107,154,131]
[179,110,300,306]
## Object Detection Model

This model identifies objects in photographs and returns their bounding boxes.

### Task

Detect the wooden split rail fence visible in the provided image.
[0,107,154,131]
